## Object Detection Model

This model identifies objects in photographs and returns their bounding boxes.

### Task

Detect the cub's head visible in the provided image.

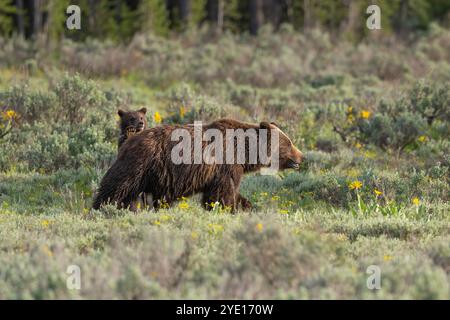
[118,108,147,136]
[260,122,303,170]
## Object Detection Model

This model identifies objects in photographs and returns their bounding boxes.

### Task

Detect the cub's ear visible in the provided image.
[139,107,147,114]
[118,109,125,117]
[260,121,272,130]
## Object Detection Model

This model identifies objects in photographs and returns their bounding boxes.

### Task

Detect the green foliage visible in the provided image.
[46,0,71,43]
[0,84,57,122]
[52,73,106,126]
[190,0,207,27]
[0,194,448,299]
[408,80,450,125]
[1,0,449,41]
[0,29,448,299]
[358,112,426,151]
[0,109,14,141]
[138,0,169,36]
[0,0,15,36]
[331,78,449,152]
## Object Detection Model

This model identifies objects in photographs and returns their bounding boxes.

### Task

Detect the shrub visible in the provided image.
[51,73,106,126]
[0,84,57,123]
[162,84,224,124]
[359,112,426,151]
[408,80,449,125]
[23,123,115,172]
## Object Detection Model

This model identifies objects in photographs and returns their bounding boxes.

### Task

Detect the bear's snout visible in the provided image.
[289,147,303,170]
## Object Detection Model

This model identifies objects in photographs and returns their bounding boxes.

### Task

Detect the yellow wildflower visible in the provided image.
[208,201,218,209]
[179,106,186,118]
[412,197,420,206]
[349,180,363,190]
[41,219,51,228]
[278,209,289,215]
[360,110,371,119]
[153,112,162,124]
[178,201,189,210]
[158,200,170,209]
[256,223,263,232]
[191,231,198,240]
[418,135,427,143]
[355,142,362,149]
[260,192,268,197]
[153,220,161,226]
[364,150,377,159]
[271,195,280,201]
[2,109,17,121]
[374,189,383,196]
[383,255,393,262]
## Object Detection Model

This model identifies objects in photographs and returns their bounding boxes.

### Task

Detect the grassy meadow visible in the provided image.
[0,26,449,299]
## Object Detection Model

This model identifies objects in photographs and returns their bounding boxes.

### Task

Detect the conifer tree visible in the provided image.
[138,0,169,36]
[0,0,16,36]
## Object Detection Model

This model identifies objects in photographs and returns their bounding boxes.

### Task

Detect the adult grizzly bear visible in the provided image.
[92,119,303,212]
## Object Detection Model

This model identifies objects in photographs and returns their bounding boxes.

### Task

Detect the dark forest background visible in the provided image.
[0,0,449,42]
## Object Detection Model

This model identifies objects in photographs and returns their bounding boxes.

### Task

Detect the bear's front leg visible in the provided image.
[121,194,140,212]
[202,178,238,213]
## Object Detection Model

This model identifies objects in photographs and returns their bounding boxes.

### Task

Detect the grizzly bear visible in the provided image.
[92,118,303,212]
[117,107,149,208]
[117,108,148,150]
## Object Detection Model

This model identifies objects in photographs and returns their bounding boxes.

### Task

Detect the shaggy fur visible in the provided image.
[117,107,148,208]
[117,108,147,150]
[93,118,303,212]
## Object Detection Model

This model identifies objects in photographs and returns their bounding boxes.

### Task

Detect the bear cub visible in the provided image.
[117,108,148,149]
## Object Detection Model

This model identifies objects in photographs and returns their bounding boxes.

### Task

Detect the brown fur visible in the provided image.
[93,118,303,212]
[117,108,148,150]
[117,108,148,208]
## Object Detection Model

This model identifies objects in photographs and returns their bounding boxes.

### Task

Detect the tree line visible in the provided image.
[0,0,449,41]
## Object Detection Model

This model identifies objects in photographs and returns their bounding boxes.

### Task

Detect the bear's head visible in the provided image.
[118,108,147,136]
[260,121,303,170]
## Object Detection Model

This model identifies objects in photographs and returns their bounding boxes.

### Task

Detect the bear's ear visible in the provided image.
[260,121,272,130]
[270,122,280,128]
[139,107,147,114]
[118,109,125,118]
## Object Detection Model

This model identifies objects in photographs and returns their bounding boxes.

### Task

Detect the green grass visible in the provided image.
[0,169,448,299]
